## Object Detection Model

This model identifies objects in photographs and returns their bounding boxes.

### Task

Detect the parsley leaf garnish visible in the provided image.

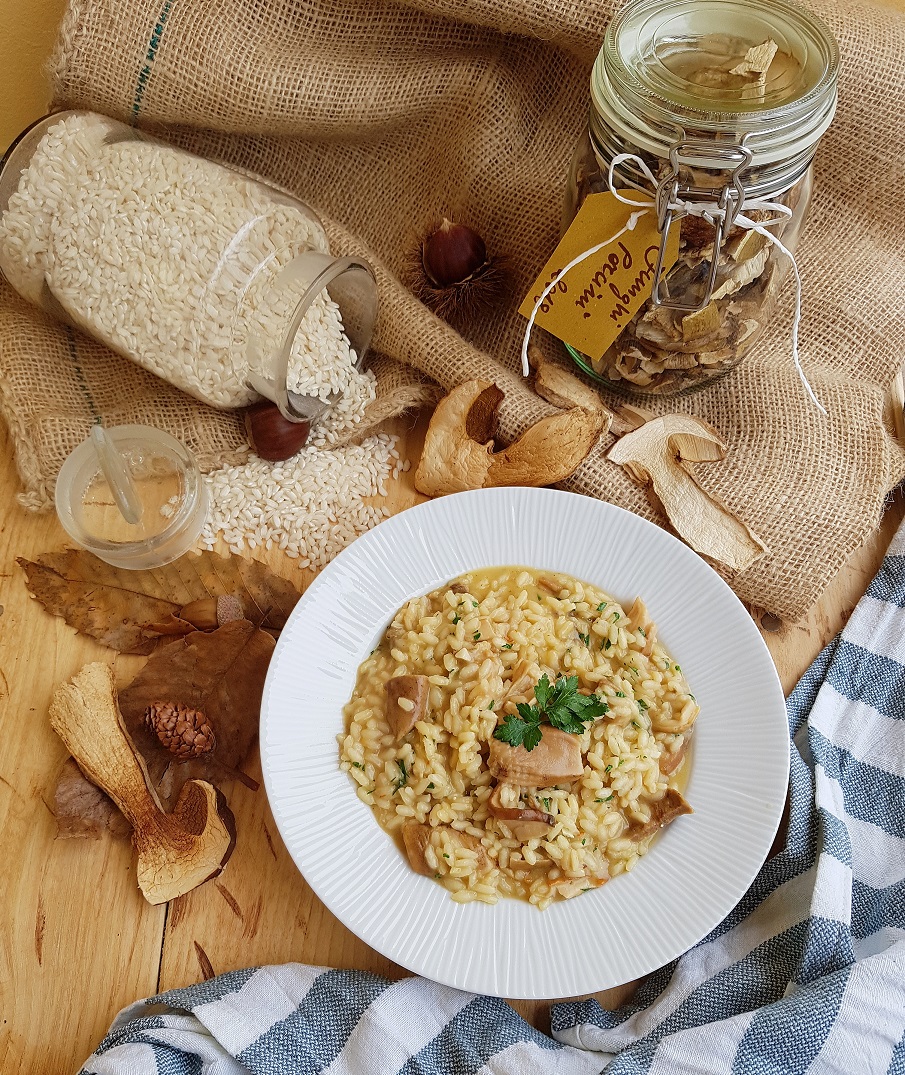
[392,760,408,791]
[493,674,608,752]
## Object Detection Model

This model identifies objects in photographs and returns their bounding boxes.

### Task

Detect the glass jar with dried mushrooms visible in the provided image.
[564,0,839,396]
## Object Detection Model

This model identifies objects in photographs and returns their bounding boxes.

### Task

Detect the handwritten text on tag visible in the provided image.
[518,194,680,362]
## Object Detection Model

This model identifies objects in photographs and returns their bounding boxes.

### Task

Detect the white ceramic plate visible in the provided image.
[261,488,788,999]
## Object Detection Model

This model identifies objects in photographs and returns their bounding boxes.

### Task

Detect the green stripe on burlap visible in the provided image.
[130,0,174,119]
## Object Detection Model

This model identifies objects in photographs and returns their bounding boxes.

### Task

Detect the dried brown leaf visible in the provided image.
[118,620,275,808]
[53,757,132,840]
[18,549,302,654]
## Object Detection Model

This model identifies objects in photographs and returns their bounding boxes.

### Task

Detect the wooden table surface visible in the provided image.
[1,401,903,1073]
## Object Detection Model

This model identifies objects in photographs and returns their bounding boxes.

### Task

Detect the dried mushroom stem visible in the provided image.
[48,663,235,904]
[606,416,768,571]
[414,378,606,497]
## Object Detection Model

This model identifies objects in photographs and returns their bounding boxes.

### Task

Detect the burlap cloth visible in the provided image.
[0,0,902,621]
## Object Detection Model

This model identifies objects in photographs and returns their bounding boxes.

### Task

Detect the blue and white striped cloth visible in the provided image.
[82,519,905,1075]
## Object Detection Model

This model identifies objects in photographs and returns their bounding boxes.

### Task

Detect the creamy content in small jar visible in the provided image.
[564,0,839,396]
[339,567,697,909]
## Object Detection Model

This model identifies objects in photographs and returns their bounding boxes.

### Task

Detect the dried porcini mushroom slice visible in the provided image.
[712,246,770,300]
[606,415,768,571]
[528,344,613,421]
[414,378,606,497]
[731,39,779,101]
[413,379,502,495]
[725,228,768,264]
[485,409,604,488]
[610,402,659,436]
[680,303,721,342]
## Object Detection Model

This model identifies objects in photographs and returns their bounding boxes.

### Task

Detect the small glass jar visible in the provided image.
[564,0,838,396]
[0,111,377,423]
[55,425,208,569]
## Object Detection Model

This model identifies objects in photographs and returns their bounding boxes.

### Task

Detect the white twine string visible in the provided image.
[520,152,825,414]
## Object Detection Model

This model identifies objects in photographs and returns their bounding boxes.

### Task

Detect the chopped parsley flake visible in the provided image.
[392,760,408,791]
[352,762,365,770]
[613,612,620,621]
[597,602,608,611]
[473,632,481,640]
[637,698,649,710]
[615,691,625,697]
[488,700,495,710]
[542,797,552,811]
[452,613,460,624]
[604,764,612,773]
[502,643,513,650]
[631,720,641,729]
[602,639,612,651]
[472,601,478,608]
[427,782,435,789]
[579,632,590,646]
[605,793,614,801]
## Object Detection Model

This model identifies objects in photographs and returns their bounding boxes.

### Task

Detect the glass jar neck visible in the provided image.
[244,252,377,423]
[590,0,838,197]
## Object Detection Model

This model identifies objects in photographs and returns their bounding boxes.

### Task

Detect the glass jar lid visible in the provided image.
[591,0,839,169]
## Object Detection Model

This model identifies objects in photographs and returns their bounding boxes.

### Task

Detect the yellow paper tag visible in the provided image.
[518,194,680,362]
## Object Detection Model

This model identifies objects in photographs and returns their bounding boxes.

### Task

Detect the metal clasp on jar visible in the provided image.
[651,139,753,313]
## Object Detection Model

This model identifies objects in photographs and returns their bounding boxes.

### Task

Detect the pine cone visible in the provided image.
[145,701,216,759]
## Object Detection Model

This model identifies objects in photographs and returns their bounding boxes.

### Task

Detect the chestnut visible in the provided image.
[244,401,310,462]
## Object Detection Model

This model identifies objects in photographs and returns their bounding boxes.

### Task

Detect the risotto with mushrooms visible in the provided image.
[339,567,696,909]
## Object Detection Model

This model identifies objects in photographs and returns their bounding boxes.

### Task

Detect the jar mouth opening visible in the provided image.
[54,425,208,564]
[244,254,377,423]
[593,0,838,163]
